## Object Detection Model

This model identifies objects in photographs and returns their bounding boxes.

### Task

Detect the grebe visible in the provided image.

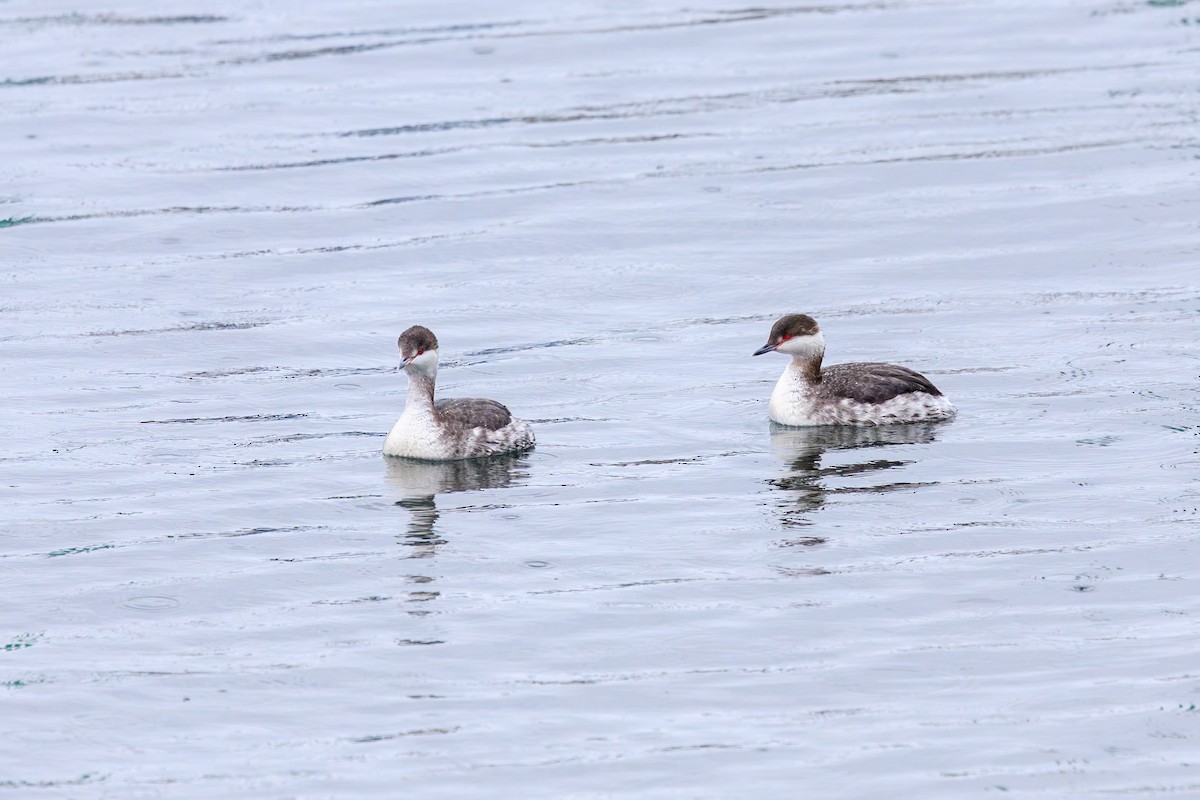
[383,325,535,460]
[753,314,955,427]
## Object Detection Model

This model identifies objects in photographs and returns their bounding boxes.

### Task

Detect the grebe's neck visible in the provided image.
[790,352,823,385]
[404,368,437,414]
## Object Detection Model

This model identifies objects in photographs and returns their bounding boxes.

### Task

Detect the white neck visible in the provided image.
[402,351,439,415]
[404,373,434,412]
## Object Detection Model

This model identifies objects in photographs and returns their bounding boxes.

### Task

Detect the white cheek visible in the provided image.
[409,349,440,371]
[775,332,824,358]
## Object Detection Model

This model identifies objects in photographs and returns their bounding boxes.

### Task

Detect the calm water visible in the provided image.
[4,1,1200,797]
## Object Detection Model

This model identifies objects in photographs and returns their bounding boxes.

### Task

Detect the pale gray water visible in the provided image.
[3,1,1200,797]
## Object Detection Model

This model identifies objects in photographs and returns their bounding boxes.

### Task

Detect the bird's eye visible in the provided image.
[780,334,792,342]
[417,349,424,356]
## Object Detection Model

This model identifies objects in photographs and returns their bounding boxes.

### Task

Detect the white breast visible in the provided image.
[383,407,450,460]
[768,365,821,426]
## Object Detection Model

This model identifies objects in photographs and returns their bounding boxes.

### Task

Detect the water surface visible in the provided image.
[3,1,1200,797]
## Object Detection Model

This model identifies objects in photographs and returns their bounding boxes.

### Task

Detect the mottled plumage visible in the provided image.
[384,326,535,460]
[818,362,943,405]
[434,397,513,432]
[753,314,956,427]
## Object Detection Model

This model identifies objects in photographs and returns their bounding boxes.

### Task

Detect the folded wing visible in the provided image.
[821,362,943,404]
[434,397,514,431]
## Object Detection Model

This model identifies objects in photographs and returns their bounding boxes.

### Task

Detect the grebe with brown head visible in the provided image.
[753,314,956,427]
[383,325,535,460]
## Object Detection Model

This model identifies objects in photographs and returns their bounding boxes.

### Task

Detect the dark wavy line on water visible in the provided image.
[466,338,594,356]
[169,525,324,540]
[0,232,490,287]
[218,4,895,66]
[357,181,578,206]
[0,70,191,87]
[346,726,460,743]
[87,320,272,338]
[363,178,616,207]
[527,132,700,148]
[829,61,1153,87]
[239,431,378,445]
[211,20,520,46]
[365,137,1141,205]
[594,450,756,468]
[141,413,310,425]
[0,138,1144,231]
[166,229,489,262]
[334,88,809,138]
[0,11,1149,89]
[330,63,1150,139]
[360,195,442,206]
[215,147,460,171]
[209,3,888,49]
[0,13,227,26]
[733,138,1138,176]
[217,134,699,172]
[0,774,107,789]
[0,319,276,343]
[2,203,321,227]
[174,365,394,380]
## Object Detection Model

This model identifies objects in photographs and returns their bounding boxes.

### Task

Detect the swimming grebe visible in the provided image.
[752,314,956,427]
[383,325,535,460]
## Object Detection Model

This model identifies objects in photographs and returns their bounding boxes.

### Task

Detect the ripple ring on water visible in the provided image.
[123,595,181,611]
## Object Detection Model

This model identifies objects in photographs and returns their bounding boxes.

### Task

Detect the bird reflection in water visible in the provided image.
[386,453,531,559]
[768,422,943,533]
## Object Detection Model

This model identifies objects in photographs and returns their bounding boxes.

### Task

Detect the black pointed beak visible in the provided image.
[752,342,777,356]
